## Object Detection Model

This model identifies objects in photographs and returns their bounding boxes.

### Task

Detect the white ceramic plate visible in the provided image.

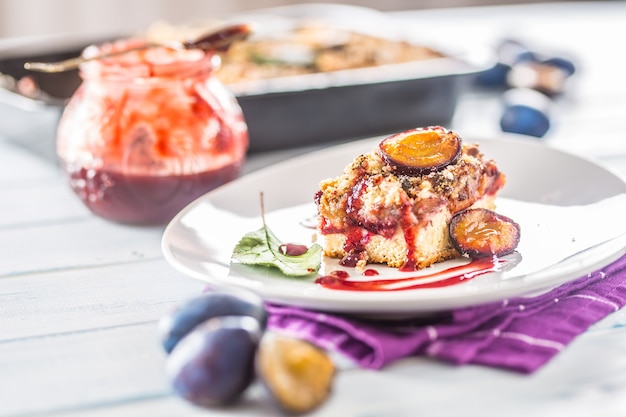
[162,136,626,315]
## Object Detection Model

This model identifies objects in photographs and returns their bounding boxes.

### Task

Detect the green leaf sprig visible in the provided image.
[231,193,322,277]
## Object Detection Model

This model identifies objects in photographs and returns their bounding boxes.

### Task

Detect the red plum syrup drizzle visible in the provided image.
[315,256,508,291]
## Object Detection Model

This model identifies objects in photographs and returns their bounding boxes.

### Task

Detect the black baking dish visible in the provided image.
[0,4,493,158]
[231,59,487,152]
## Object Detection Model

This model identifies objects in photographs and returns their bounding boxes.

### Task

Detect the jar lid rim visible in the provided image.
[79,38,218,80]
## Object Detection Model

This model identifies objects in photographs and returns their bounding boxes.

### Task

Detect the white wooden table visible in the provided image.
[2,2,626,416]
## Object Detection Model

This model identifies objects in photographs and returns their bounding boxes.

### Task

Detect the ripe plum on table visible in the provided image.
[257,332,335,415]
[166,316,262,407]
[159,291,267,353]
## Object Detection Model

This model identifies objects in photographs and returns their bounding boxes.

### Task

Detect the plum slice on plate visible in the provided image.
[449,208,521,258]
[379,126,462,175]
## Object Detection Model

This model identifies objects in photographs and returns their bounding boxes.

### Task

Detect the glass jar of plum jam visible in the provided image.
[57,39,248,225]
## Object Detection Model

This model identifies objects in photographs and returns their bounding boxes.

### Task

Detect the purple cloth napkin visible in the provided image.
[267,254,626,374]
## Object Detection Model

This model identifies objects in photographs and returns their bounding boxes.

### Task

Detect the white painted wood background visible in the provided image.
[1,2,626,417]
[0,0,562,39]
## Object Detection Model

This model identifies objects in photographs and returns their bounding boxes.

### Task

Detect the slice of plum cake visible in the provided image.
[314,126,506,270]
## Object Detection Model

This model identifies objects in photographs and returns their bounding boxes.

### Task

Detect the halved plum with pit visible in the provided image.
[449,208,521,258]
[257,332,335,414]
[379,126,462,175]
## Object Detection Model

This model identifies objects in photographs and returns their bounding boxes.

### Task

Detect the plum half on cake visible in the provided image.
[314,126,510,271]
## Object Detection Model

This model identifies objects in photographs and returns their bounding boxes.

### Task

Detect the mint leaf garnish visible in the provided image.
[231,193,322,277]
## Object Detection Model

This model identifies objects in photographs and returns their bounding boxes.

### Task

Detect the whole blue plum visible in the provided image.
[166,315,262,407]
[159,290,267,354]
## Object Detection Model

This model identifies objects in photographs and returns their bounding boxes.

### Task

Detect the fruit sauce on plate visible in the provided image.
[316,256,511,292]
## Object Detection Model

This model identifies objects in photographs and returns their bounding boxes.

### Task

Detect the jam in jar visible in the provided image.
[57,39,249,224]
